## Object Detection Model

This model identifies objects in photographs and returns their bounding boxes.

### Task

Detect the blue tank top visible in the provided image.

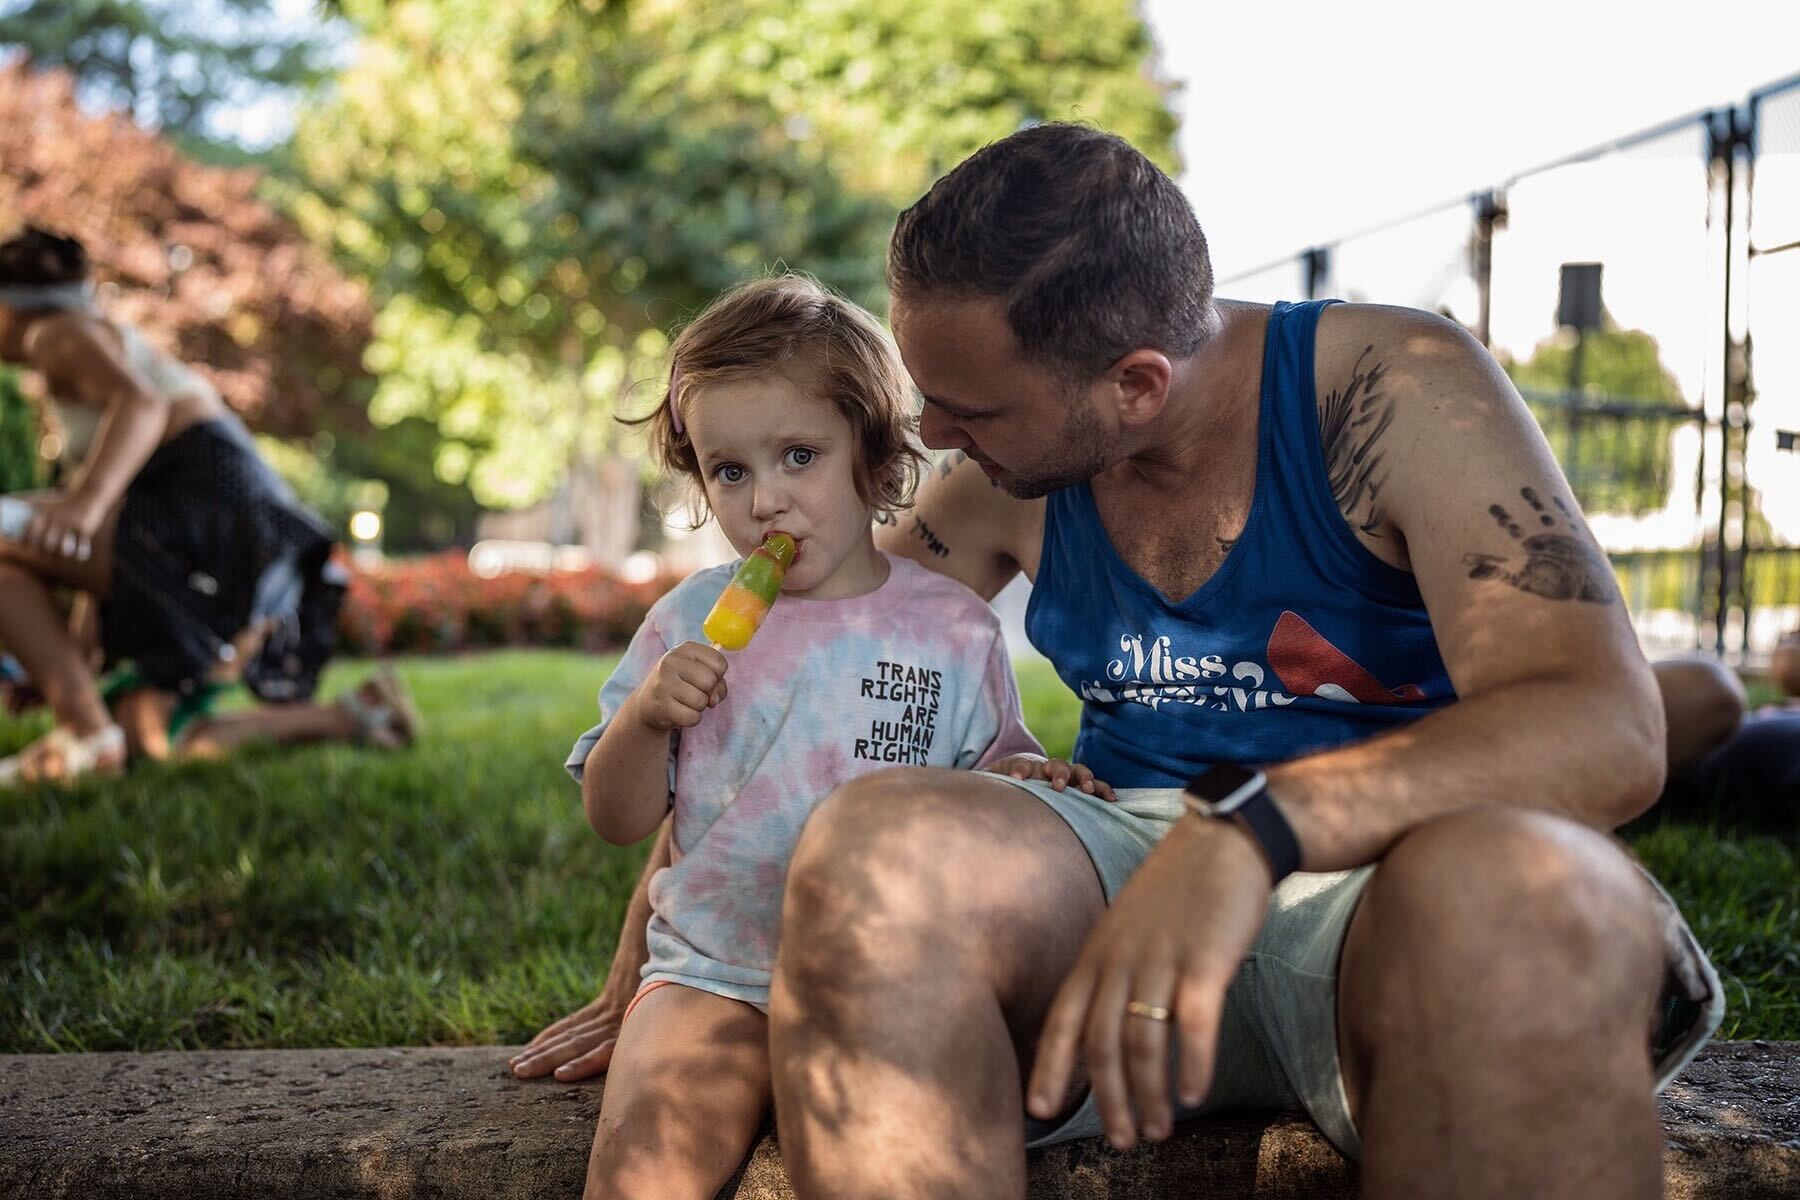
[1025,300,1457,789]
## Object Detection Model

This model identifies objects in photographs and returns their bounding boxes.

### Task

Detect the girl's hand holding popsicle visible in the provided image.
[634,642,730,732]
[632,532,795,733]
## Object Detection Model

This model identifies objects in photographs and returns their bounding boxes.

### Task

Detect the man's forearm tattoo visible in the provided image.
[1462,487,1618,604]
[912,516,950,558]
[1320,346,1395,537]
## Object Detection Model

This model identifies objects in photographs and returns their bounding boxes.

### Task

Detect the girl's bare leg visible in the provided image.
[585,984,771,1200]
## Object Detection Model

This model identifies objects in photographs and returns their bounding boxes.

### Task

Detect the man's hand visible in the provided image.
[510,986,632,1081]
[1026,816,1273,1149]
[985,754,1117,802]
[635,642,728,732]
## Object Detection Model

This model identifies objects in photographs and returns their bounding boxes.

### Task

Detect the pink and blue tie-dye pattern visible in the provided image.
[566,553,1042,1009]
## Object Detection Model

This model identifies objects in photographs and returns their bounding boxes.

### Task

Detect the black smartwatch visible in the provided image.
[1182,764,1302,884]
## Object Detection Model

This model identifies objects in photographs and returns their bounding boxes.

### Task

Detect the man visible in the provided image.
[518,125,1720,1198]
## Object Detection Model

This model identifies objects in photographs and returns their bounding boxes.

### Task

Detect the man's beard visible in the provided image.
[995,397,1113,500]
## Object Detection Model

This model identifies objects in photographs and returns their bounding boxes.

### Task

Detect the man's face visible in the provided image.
[890,294,1116,499]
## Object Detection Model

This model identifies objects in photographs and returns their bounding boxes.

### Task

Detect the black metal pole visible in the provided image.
[1711,108,1740,656]
[1303,246,1330,301]
[1472,190,1505,348]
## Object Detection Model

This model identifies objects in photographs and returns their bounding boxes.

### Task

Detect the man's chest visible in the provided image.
[1092,483,1251,602]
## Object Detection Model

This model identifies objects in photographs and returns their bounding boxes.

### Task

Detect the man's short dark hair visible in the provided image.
[887,123,1213,379]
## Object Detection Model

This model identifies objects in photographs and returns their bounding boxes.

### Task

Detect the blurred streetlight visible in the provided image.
[349,509,383,566]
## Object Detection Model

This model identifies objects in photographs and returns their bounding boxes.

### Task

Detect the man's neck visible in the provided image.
[1106,299,1264,493]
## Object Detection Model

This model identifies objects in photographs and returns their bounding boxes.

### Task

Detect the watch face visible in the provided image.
[1188,764,1262,812]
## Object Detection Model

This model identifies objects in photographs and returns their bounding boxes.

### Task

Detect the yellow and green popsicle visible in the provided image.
[704,531,797,650]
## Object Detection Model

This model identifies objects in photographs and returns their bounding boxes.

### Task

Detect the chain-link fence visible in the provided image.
[1223,72,1800,665]
[1744,77,1800,664]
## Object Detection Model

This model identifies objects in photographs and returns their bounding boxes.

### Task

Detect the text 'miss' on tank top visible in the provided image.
[1025,299,1457,789]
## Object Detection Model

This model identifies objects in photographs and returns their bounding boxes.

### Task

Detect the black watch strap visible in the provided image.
[1230,787,1302,884]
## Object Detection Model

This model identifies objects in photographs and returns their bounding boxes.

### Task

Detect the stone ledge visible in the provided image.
[0,1041,1793,1198]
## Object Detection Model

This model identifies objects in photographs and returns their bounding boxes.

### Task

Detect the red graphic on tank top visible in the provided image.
[1266,611,1425,705]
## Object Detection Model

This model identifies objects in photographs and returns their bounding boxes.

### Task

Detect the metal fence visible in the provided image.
[1226,73,1800,665]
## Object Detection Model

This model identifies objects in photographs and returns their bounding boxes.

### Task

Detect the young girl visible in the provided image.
[565,274,1045,1198]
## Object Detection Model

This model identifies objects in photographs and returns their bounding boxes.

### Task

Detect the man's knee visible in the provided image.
[1352,809,1663,1033]
[783,770,973,956]
[780,769,1086,1000]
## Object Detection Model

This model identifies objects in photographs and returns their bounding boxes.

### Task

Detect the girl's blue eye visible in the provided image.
[716,463,746,484]
[785,447,816,468]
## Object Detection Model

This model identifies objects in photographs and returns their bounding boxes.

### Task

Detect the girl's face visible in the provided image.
[685,373,887,601]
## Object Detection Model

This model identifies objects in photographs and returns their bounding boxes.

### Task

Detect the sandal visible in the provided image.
[338,667,421,750]
[0,723,127,786]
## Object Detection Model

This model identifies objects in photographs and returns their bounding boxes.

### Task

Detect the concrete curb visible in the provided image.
[1,1041,1793,1197]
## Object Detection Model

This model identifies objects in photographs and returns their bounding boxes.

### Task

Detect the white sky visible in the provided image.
[1142,0,1797,278]
[1141,1,1800,554]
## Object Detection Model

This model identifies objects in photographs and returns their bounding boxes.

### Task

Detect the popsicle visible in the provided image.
[704,532,797,650]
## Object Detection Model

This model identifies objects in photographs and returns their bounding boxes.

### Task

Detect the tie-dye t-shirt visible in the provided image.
[566,552,1042,1009]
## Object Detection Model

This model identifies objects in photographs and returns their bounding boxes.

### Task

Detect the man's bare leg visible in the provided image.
[1338,808,1667,1199]
[769,768,1106,1200]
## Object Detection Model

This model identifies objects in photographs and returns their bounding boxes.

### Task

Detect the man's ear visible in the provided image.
[1110,349,1172,428]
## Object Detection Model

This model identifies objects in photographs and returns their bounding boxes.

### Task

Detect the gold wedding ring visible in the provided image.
[1126,1000,1171,1022]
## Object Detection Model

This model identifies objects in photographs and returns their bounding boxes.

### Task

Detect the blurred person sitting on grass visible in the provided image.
[0,226,351,784]
[1653,630,1800,822]
[547,274,1068,1200]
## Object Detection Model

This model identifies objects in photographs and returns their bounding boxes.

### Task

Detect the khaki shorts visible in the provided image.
[992,779,1725,1158]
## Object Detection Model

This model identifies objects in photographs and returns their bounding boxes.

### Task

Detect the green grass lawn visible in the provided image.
[2,650,1794,1052]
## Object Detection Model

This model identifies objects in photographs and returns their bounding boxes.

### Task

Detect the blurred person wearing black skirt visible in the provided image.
[0,226,396,784]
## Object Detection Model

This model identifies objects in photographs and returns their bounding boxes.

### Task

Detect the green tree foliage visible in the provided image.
[0,0,336,153]
[1504,327,1689,516]
[0,366,40,493]
[295,0,1178,510]
[0,62,372,436]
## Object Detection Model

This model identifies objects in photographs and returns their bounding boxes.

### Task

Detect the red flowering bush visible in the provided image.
[338,552,675,656]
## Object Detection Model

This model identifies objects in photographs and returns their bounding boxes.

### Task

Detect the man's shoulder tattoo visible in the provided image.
[1318,345,1395,538]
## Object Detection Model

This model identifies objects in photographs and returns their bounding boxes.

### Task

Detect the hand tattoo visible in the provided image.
[1463,487,1618,604]
[1320,346,1394,538]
